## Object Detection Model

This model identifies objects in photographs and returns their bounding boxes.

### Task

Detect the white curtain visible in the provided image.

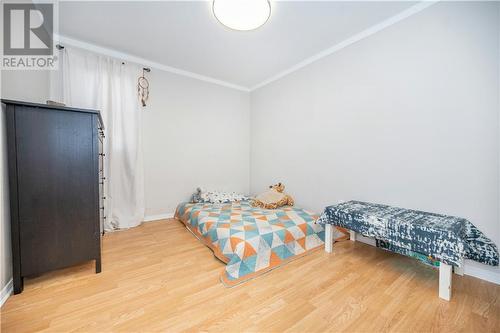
[51,47,145,230]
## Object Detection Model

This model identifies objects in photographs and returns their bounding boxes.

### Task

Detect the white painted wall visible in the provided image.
[1,70,50,104]
[143,70,250,218]
[250,2,500,283]
[0,103,12,304]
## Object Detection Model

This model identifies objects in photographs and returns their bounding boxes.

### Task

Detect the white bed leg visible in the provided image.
[325,224,333,253]
[454,259,464,276]
[439,262,452,301]
[349,230,356,242]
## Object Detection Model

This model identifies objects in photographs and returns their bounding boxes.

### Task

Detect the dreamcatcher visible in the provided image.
[138,67,151,107]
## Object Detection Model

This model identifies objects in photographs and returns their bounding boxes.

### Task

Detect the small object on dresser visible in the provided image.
[46,100,66,107]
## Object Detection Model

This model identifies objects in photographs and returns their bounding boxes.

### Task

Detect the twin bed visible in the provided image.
[175,200,325,286]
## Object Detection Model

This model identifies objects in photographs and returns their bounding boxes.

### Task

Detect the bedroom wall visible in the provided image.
[142,71,250,219]
[0,102,12,305]
[0,70,50,302]
[1,70,50,104]
[250,1,500,283]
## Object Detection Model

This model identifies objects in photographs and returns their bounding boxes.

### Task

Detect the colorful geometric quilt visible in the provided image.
[175,201,325,286]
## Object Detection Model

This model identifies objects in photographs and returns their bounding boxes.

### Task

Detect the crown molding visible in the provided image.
[56,1,437,94]
[250,1,438,91]
[55,35,250,92]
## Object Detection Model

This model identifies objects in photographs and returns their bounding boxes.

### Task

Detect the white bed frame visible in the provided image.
[324,225,463,301]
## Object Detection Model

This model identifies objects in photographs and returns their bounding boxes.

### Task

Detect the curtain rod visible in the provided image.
[55,43,151,72]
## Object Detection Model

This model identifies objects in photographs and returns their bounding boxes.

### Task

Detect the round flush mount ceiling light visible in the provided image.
[213,0,271,31]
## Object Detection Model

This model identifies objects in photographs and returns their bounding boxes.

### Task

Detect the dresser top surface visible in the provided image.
[1,99,104,130]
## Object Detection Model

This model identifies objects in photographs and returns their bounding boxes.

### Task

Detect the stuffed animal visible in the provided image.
[191,187,203,203]
[251,183,294,209]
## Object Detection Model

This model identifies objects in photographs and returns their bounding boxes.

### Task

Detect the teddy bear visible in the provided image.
[251,183,294,209]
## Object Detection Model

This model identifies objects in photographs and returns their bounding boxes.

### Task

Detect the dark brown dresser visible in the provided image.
[2,99,105,294]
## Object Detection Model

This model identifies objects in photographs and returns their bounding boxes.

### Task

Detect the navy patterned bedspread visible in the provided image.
[317,201,499,267]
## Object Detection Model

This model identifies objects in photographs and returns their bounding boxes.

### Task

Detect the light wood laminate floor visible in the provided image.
[1,219,499,332]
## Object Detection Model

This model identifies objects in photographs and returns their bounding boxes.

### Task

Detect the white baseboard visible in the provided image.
[0,279,13,308]
[354,233,500,285]
[353,233,376,246]
[464,262,500,285]
[143,212,175,222]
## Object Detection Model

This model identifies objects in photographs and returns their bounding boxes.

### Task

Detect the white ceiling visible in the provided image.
[59,1,416,90]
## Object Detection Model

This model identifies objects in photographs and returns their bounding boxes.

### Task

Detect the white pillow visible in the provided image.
[192,188,248,204]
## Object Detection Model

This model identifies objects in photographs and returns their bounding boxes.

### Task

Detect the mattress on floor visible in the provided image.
[175,200,325,286]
